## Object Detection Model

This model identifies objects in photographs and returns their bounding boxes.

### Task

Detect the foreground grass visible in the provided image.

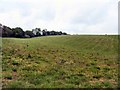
[2,35,118,88]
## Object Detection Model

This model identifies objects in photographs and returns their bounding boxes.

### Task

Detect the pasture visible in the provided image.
[2,35,118,88]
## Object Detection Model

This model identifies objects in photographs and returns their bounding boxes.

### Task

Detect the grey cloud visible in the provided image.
[0,0,118,34]
[69,3,110,25]
[34,7,56,21]
[0,1,31,17]
[0,0,56,22]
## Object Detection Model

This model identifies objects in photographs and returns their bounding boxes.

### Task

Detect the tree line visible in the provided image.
[0,23,67,38]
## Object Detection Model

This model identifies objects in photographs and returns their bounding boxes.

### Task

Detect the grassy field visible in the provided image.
[2,35,118,88]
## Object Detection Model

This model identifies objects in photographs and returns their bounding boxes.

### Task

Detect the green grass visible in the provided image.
[2,35,118,88]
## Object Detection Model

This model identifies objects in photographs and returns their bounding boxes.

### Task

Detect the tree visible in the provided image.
[25,30,35,38]
[2,25,13,37]
[50,31,55,35]
[42,29,47,36]
[46,31,50,35]
[0,23,68,38]
[58,31,62,35]
[12,27,24,38]
[32,28,41,37]
[0,24,2,37]
[62,32,67,35]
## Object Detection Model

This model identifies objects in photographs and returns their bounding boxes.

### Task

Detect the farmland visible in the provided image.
[2,35,118,88]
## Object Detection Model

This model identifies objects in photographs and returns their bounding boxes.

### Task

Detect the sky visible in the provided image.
[0,0,118,34]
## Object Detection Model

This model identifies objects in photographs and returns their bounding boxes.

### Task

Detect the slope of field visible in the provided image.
[2,35,118,88]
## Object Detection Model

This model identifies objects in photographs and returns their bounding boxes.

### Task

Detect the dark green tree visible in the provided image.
[2,25,13,37]
[25,30,35,38]
[42,29,47,36]
[12,27,24,38]
[0,24,2,37]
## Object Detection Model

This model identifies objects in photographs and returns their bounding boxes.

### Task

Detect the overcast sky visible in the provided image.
[0,0,118,34]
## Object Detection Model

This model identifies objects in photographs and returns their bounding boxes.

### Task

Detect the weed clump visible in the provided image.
[28,54,32,58]
[12,60,20,66]
[4,74,12,80]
